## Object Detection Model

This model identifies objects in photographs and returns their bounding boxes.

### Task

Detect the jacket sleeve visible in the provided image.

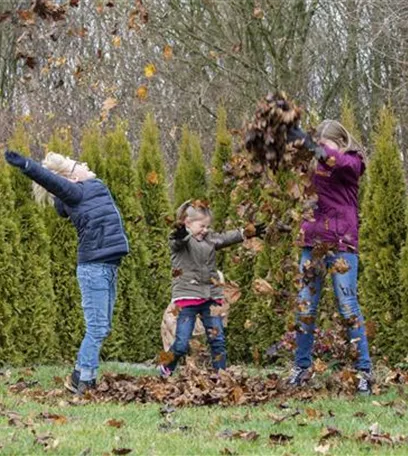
[320,146,365,181]
[54,198,69,218]
[210,229,244,250]
[22,158,83,206]
[169,232,192,252]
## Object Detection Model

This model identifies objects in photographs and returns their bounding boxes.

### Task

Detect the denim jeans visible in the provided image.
[295,248,371,371]
[76,263,118,381]
[167,301,226,372]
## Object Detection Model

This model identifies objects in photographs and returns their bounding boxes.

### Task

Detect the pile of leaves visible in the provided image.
[9,363,408,409]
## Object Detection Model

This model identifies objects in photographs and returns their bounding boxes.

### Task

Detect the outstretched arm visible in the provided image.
[5,151,83,206]
[210,229,244,250]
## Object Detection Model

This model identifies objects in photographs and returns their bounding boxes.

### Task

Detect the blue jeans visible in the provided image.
[295,248,371,371]
[167,301,226,372]
[76,263,118,381]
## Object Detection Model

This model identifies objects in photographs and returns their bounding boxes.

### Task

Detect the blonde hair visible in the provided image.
[316,120,366,162]
[33,152,76,206]
[176,200,212,224]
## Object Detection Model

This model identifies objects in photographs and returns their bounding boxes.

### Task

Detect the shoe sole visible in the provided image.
[64,377,78,394]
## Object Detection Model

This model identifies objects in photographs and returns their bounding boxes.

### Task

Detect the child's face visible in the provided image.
[66,159,96,182]
[185,215,211,241]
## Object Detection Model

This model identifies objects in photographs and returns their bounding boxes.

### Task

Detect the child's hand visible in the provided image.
[172,224,189,240]
[5,150,28,169]
[287,127,327,161]
[254,223,267,238]
[244,223,267,239]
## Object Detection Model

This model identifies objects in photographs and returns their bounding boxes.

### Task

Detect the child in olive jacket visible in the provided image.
[160,200,265,376]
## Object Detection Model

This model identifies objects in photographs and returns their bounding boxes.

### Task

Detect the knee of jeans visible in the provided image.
[338,297,362,321]
[87,323,110,341]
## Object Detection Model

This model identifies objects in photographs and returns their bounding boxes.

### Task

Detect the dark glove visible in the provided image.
[255,223,267,238]
[287,126,327,161]
[172,224,189,240]
[4,150,28,169]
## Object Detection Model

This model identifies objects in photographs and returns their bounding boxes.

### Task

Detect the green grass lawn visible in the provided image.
[0,363,407,455]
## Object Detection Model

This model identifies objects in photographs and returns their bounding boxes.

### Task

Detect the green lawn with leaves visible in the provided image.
[0,363,407,455]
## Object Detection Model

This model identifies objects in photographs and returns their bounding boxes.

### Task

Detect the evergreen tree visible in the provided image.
[7,122,57,364]
[173,126,207,208]
[80,123,107,177]
[209,106,233,232]
[0,156,20,363]
[247,170,300,363]
[102,121,152,361]
[224,160,262,362]
[360,106,407,363]
[135,113,172,351]
[46,128,82,361]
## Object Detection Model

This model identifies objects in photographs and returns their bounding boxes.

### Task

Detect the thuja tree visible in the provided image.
[360,107,407,364]
[173,126,207,208]
[135,113,172,351]
[102,120,152,361]
[7,122,57,364]
[80,123,107,178]
[46,127,82,361]
[246,169,300,363]
[209,106,233,232]
[0,156,21,363]
[223,155,262,362]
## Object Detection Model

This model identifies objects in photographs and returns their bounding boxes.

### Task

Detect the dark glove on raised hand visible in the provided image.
[287,126,327,161]
[172,224,189,240]
[255,223,267,238]
[5,150,28,169]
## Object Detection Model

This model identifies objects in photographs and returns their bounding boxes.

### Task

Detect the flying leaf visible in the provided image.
[253,278,275,295]
[136,85,148,100]
[253,7,264,19]
[101,97,118,121]
[163,44,173,60]
[223,281,241,304]
[146,171,159,185]
[112,36,121,47]
[144,63,156,78]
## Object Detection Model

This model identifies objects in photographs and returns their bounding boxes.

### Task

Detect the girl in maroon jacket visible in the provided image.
[287,120,372,394]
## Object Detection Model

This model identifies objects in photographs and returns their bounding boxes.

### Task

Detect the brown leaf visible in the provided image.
[172,268,183,278]
[314,443,331,454]
[252,278,275,295]
[112,36,121,47]
[146,171,159,185]
[328,257,350,274]
[253,7,264,19]
[243,237,264,252]
[101,97,118,121]
[319,426,342,443]
[106,419,125,428]
[163,44,173,60]
[326,156,336,167]
[243,223,256,238]
[305,408,324,420]
[269,433,293,445]
[313,358,328,374]
[38,412,68,425]
[112,449,132,455]
[136,85,148,100]
[223,281,241,304]
[158,351,175,366]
